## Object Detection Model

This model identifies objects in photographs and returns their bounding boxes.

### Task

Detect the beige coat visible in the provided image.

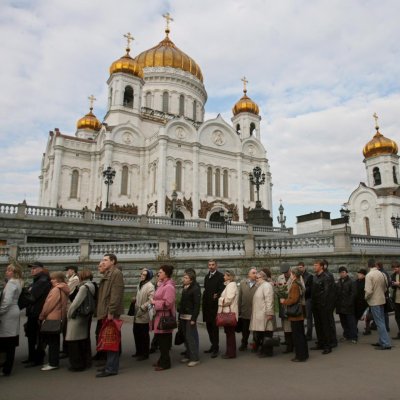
[39,283,70,321]
[218,281,238,320]
[250,281,276,332]
[96,267,124,319]
[365,268,387,306]
[134,280,155,324]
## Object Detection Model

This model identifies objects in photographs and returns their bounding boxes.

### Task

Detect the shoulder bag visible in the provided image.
[40,288,63,334]
[157,309,177,330]
[216,300,237,327]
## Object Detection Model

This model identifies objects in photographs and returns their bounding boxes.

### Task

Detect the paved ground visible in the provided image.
[0,315,398,400]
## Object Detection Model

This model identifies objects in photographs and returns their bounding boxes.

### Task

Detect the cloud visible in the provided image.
[1,0,400,229]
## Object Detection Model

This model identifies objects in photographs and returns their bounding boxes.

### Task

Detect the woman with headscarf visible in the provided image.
[133,268,155,361]
[0,262,24,376]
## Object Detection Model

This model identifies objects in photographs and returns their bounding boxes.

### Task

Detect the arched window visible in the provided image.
[250,123,256,136]
[249,176,254,201]
[176,161,182,191]
[121,166,128,195]
[373,167,381,186]
[145,92,152,108]
[123,86,134,107]
[215,169,221,197]
[70,170,79,199]
[236,124,241,135]
[179,95,185,116]
[223,170,229,198]
[364,217,371,236]
[108,87,113,108]
[207,167,213,196]
[162,92,169,113]
[393,166,398,184]
[192,100,197,121]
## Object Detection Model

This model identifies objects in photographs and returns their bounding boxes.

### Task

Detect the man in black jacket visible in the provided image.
[335,266,357,343]
[311,260,336,354]
[23,261,51,367]
[202,259,225,358]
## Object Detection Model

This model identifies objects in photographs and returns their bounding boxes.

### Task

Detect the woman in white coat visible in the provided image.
[0,263,23,376]
[250,271,276,357]
[217,270,238,359]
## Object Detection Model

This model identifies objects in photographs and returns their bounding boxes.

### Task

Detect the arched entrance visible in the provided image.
[209,211,224,223]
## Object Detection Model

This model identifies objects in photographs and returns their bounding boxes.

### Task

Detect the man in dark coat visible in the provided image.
[202,259,224,358]
[335,266,357,343]
[311,260,336,354]
[24,261,51,367]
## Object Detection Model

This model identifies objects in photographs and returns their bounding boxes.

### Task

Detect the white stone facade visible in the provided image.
[39,40,272,223]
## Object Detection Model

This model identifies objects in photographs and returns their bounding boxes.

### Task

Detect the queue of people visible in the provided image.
[0,256,398,377]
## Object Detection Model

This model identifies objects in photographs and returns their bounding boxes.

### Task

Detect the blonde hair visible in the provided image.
[224,270,236,281]
[7,262,23,280]
[50,271,66,283]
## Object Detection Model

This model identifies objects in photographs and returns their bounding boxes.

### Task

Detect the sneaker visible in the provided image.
[41,365,59,371]
[180,358,189,363]
[351,340,358,344]
[187,361,200,367]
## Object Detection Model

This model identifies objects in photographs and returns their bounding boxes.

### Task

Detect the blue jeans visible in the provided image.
[182,320,199,361]
[105,351,119,374]
[370,305,392,348]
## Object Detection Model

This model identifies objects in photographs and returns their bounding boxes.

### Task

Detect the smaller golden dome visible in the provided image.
[109,48,144,78]
[77,108,102,131]
[363,116,398,159]
[232,90,259,116]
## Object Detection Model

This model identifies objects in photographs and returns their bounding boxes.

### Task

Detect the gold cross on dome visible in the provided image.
[163,12,174,33]
[123,32,134,50]
[241,76,248,93]
[88,95,96,111]
[373,112,379,129]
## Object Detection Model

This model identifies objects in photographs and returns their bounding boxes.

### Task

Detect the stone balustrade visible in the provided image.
[17,243,81,262]
[90,241,159,260]
[351,235,400,254]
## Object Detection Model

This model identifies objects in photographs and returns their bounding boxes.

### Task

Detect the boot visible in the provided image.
[282,332,293,353]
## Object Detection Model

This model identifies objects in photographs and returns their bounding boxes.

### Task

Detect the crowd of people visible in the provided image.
[0,256,398,377]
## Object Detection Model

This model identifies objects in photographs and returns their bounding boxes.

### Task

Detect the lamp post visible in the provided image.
[249,166,266,208]
[220,209,233,237]
[340,206,350,232]
[102,166,116,210]
[277,200,286,229]
[171,188,178,220]
[391,215,400,238]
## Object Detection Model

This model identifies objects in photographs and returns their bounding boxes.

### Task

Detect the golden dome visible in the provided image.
[363,116,398,159]
[77,108,102,131]
[232,90,259,116]
[109,48,144,78]
[133,30,203,82]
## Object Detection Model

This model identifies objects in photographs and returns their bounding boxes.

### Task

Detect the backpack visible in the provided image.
[72,284,96,317]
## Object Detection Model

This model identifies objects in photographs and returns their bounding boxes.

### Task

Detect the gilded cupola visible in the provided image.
[133,13,203,82]
[109,32,144,78]
[232,77,259,116]
[363,113,398,159]
[76,95,102,131]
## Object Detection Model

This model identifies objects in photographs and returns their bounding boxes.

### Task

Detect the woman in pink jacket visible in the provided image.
[39,271,69,371]
[151,265,176,371]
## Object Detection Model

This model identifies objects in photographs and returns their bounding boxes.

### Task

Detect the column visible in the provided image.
[192,145,200,218]
[50,147,62,207]
[157,138,167,215]
[88,153,96,209]
[236,154,243,222]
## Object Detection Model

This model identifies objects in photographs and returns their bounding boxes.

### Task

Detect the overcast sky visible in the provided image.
[1,0,399,229]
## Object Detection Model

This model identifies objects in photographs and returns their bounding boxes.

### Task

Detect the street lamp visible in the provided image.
[277,200,286,229]
[102,166,116,210]
[249,166,266,208]
[171,188,178,220]
[391,215,400,238]
[340,206,350,232]
[220,209,233,237]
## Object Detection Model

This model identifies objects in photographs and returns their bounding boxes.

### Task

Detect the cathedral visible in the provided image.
[346,114,400,237]
[38,16,273,223]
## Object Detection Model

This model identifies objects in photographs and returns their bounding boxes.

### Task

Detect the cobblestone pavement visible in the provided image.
[0,316,398,400]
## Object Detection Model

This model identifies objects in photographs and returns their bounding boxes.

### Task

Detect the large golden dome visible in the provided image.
[133,29,203,82]
[77,108,102,131]
[232,90,259,116]
[109,48,144,78]
[363,120,398,159]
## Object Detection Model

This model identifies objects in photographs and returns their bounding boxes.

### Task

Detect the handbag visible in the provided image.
[216,300,237,327]
[285,302,302,318]
[40,319,62,334]
[157,310,177,330]
[127,301,136,316]
[262,336,281,349]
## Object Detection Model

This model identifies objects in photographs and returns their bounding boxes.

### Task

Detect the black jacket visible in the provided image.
[302,270,313,300]
[178,281,201,322]
[354,278,368,319]
[311,271,335,309]
[26,272,51,318]
[391,272,399,301]
[202,270,224,322]
[335,276,355,315]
